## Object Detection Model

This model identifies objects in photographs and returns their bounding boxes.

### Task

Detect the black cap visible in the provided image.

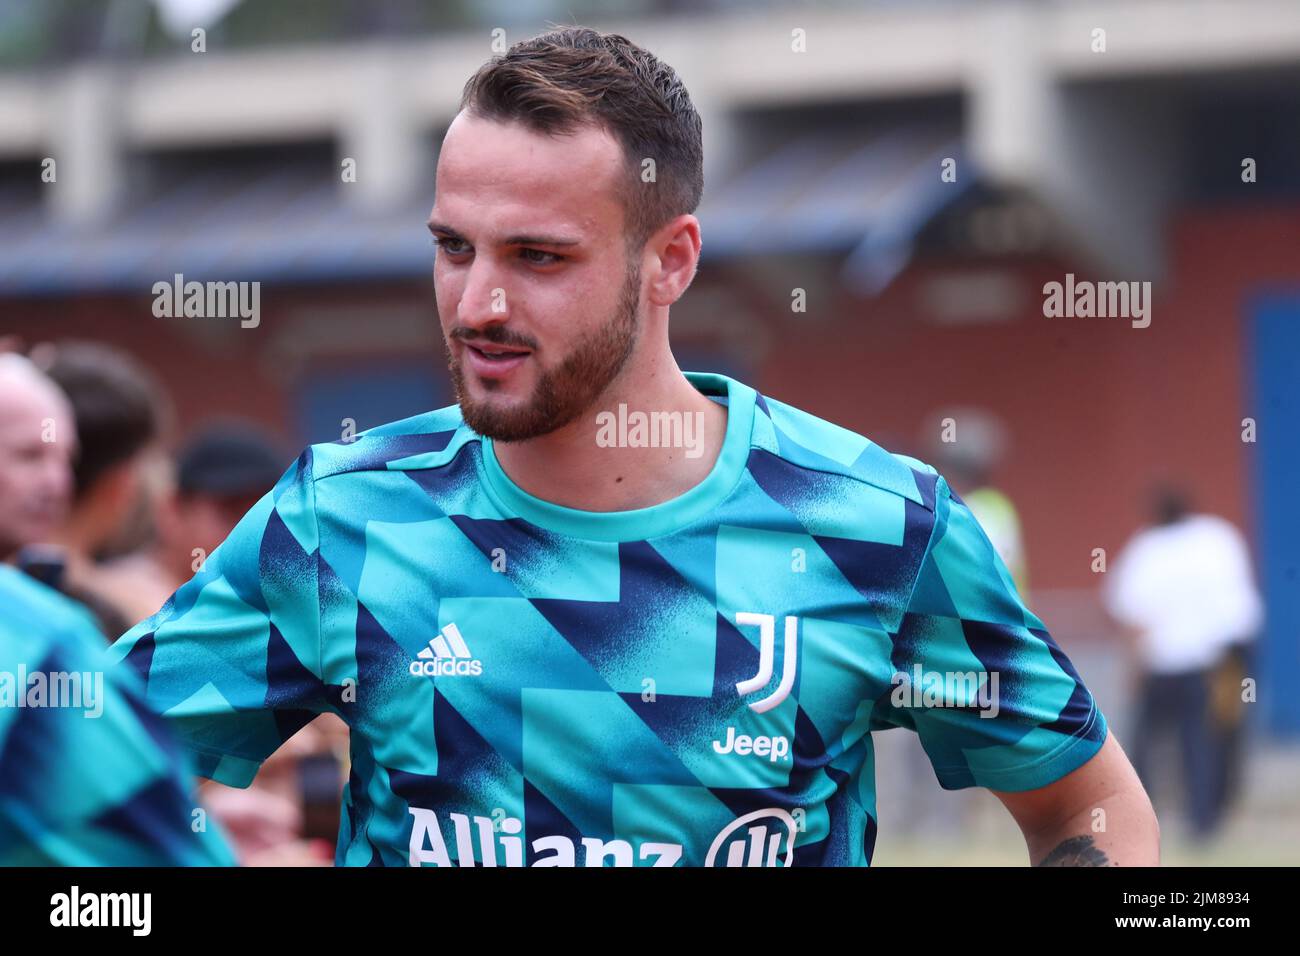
[177,423,286,498]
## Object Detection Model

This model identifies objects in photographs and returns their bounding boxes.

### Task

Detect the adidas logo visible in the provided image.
[408,623,483,677]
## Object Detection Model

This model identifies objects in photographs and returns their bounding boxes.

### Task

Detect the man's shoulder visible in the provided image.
[754,390,943,513]
[0,564,104,658]
[305,401,478,482]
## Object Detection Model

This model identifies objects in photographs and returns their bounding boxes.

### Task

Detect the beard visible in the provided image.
[445,258,641,443]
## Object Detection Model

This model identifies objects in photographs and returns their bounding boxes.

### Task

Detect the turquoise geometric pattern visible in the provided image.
[109,372,1107,866]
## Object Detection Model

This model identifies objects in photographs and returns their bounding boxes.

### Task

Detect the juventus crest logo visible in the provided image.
[734,612,799,714]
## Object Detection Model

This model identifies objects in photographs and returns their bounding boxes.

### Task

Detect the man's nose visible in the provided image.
[457,258,512,329]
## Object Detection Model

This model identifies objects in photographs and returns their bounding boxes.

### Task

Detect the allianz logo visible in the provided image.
[408,808,798,867]
[408,623,483,677]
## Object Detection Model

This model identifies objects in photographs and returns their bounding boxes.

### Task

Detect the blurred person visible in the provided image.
[98,422,288,625]
[930,408,1029,594]
[1103,485,1263,842]
[31,341,173,640]
[100,422,342,866]
[0,353,76,564]
[109,27,1156,866]
[0,353,233,865]
[0,355,231,864]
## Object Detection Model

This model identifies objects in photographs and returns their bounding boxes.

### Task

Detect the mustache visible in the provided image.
[448,327,537,351]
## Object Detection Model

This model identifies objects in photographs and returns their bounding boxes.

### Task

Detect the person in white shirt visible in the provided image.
[1103,486,1263,841]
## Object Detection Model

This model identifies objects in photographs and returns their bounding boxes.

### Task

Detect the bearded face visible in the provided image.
[445,257,641,443]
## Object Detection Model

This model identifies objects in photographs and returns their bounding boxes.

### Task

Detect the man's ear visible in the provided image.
[647,214,702,308]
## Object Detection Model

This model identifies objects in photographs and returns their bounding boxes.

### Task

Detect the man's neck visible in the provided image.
[490,361,729,513]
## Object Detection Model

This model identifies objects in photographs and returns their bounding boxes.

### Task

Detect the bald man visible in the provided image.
[0,353,77,563]
[0,352,235,865]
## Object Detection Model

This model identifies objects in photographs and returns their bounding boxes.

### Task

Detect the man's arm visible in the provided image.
[108,448,332,788]
[875,468,1144,864]
[992,730,1159,865]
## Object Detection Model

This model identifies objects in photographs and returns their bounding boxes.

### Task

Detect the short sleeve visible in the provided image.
[108,449,330,788]
[872,475,1108,792]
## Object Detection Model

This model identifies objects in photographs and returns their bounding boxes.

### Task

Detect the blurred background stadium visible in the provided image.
[1,0,1298,864]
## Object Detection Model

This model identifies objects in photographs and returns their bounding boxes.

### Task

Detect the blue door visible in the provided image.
[1250,293,1300,737]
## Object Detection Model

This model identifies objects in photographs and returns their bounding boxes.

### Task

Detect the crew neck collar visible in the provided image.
[476,371,756,542]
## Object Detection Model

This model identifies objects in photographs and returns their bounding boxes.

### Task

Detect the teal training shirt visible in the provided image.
[109,371,1107,866]
[0,564,235,865]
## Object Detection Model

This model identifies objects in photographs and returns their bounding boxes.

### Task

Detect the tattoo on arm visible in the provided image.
[1035,834,1111,867]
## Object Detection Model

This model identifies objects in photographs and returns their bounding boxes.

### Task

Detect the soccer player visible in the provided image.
[110,27,1158,866]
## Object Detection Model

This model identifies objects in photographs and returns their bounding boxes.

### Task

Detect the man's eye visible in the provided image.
[432,237,469,255]
[520,249,563,265]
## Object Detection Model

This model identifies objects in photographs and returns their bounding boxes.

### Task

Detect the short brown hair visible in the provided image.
[459,26,704,254]
[39,341,168,498]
